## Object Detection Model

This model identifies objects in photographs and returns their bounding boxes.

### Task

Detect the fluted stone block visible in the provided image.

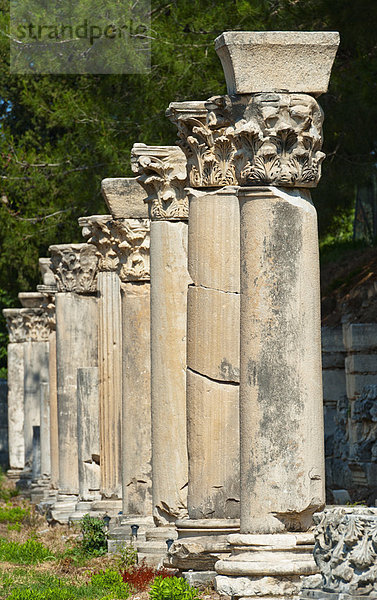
[77,367,100,500]
[98,271,122,499]
[187,369,240,520]
[122,282,152,517]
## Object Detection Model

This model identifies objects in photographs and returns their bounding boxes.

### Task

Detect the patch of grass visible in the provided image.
[0,537,55,564]
[1,568,130,600]
[0,504,28,524]
[0,469,19,503]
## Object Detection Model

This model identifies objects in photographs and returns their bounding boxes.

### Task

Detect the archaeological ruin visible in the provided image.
[3,29,377,600]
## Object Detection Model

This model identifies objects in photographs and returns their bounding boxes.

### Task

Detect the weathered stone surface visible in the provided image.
[40,382,51,478]
[101,178,148,219]
[322,370,347,403]
[32,425,41,481]
[7,342,25,470]
[187,286,240,383]
[346,374,377,401]
[187,369,240,520]
[39,258,57,288]
[215,574,303,598]
[49,243,99,293]
[150,220,190,524]
[168,93,325,188]
[343,323,377,352]
[97,271,122,500]
[239,187,324,534]
[55,292,98,495]
[77,367,100,500]
[86,217,150,282]
[301,507,377,597]
[24,340,49,468]
[122,282,152,517]
[18,292,45,308]
[131,143,188,220]
[345,354,377,374]
[49,331,59,488]
[215,31,340,96]
[322,326,346,354]
[182,571,216,588]
[188,188,240,292]
[166,536,231,570]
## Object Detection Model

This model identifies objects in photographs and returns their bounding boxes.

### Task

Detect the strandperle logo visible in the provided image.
[10,0,151,74]
[15,20,148,47]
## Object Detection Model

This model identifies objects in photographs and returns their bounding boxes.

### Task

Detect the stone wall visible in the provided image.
[322,324,377,502]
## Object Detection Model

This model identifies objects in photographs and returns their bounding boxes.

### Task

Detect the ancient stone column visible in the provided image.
[49,243,99,518]
[37,258,58,495]
[131,143,190,530]
[17,293,50,487]
[165,27,339,592]
[164,106,241,573]
[96,179,153,550]
[3,309,27,479]
[79,213,123,513]
[196,31,339,599]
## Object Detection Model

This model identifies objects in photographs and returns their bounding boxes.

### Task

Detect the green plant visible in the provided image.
[0,537,55,564]
[116,542,138,570]
[0,503,28,523]
[78,514,107,556]
[149,576,200,600]
[90,569,130,599]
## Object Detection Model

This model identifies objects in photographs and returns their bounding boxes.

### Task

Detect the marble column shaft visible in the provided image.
[83,184,153,519]
[131,144,190,525]
[50,243,99,496]
[3,309,26,471]
[77,367,100,500]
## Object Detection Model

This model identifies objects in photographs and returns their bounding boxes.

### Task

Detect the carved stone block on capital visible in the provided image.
[49,244,99,294]
[131,143,188,220]
[301,507,377,599]
[4,308,50,342]
[167,92,324,189]
[84,216,150,282]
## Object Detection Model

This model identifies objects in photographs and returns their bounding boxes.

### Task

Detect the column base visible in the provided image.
[47,493,79,524]
[107,515,154,553]
[215,533,317,600]
[164,518,240,571]
[90,499,122,519]
[135,525,178,567]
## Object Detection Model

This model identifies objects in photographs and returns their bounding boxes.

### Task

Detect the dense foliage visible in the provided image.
[0,0,376,372]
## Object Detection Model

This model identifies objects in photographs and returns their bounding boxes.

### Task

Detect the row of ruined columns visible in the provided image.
[3,30,354,600]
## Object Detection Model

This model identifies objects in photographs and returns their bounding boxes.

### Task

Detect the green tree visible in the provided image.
[0,0,376,373]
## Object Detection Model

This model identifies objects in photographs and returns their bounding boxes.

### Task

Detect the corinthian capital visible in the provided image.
[167,93,325,188]
[131,143,188,220]
[49,243,99,293]
[82,216,150,282]
[4,308,50,342]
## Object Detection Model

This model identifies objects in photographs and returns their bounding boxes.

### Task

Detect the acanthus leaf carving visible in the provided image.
[131,143,188,220]
[83,216,150,282]
[3,308,51,342]
[302,507,377,597]
[167,92,325,189]
[49,243,99,294]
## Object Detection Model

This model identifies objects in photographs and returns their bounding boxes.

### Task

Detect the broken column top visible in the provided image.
[101,177,148,220]
[215,30,340,96]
